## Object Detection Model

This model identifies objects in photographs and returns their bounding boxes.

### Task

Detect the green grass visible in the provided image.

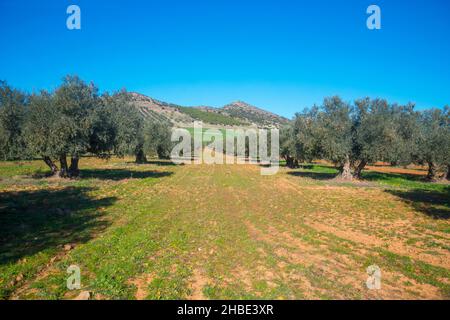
[363,171,448,192]
[0,161,48,178]
[374,249,450,295]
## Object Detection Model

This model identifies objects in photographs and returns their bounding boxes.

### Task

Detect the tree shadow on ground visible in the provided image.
[287,171,337,180]
[0,187,116,265]
[298,164,314,170]
[125,160,177,166]
[146,160,177,166]
[287,167,428,183]
[80,169,173,181]
[362,171,425,183]
[386,187,450,220]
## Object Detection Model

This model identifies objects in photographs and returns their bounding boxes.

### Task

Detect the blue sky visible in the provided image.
[0,0,449,118]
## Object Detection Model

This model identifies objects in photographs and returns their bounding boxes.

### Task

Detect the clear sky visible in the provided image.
[1,0,449,118]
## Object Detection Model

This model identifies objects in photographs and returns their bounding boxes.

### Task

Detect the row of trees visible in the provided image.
[0,76,172,177]
[2,78,448,181]
[281,96,450,181]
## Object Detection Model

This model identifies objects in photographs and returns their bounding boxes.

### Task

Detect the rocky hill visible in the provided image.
[222,101,290,128]
[129,92,289,128]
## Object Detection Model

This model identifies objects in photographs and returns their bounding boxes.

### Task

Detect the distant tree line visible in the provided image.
[0,76,172,178]
[281,96,450,181]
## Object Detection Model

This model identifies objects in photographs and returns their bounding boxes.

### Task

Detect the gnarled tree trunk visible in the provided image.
[59,155,69,178]
[337,156,353,181]
[42,157,58,176]
[135,148,147,164]
[284,155,300,169]
[426,161,438,181]
[446,165,450,181]
[69,156,80,177]
[353,160,367,180]
[285,155,294,168]
[43,156,59,176]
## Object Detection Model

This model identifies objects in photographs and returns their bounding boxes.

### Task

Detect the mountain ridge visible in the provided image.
[128,92,290,128]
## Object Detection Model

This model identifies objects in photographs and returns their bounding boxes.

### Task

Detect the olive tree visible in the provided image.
[0,81,27,160]
[143,121,172,159]
[24,91,60,174]
[25,81,147,176]
[293,107,320,165]
[417,107,450,181]
[51,75,101,177]
[279,125,296,167]
[315,96,354,180]
[290,97,420,181]
[388,103,422,167]
[352,98,401,179]
[99,91,145,162]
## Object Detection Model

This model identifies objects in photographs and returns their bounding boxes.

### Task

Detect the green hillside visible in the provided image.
[177,106,246,126]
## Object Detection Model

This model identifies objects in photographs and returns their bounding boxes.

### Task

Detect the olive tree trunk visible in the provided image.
[426,161,438,181]
[43,156,59,176]
[59,155,69,178]
[135,148,147,164]
[284,155,300,169]
[337,156,353,181]
[69,156,80,177]
[285,155,294,168]
[353,160,367,180]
